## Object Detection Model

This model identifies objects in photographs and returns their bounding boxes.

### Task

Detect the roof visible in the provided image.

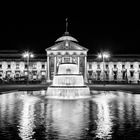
[55,35,78,42]
[55,31,78,42]
[87,54,140,62]
[0,52,46,61]
[1,51,140,62]
[46,40,88,51]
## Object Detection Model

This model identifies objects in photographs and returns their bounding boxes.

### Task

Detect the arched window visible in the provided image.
[130,71,134,77]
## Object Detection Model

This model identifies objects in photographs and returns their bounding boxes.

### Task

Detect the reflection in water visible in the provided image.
[0,92,18,128]
[1,90,140,139]
[92,92,115,139]
[116,92,140,133]
[18,92,40,140]
[45,100,89,140]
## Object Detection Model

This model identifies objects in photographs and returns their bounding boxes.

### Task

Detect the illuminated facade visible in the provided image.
[87,55,140,83]
[45,32,88,82]
[0,51,47,81]
[0,34,140,83]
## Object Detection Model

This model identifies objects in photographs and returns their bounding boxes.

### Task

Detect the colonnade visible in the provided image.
[47,55,87,83]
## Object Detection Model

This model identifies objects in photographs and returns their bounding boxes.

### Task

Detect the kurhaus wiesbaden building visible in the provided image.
[0,32,140,83]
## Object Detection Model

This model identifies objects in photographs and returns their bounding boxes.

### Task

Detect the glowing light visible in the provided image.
[46,63,90,99]
[18,94,39,140]
[45,100,87,139]
[92,92,114,139]
[98,53,102,59]
[22,51,34,58]
[97,52,110,59]
[30,54,34,58]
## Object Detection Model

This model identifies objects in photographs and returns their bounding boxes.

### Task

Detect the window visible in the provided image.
[41,71,45,76]
[0,64,2,69]
[33,63,36,69]
[105,71,109,80]
[97,64,100,69]
[130,64,133,69]
[8,64,11,69]
[130,71,134,77]
[114,65,117,68]
[113,71,117,80]
[139,64,140,69]
[42,64,45,69]
[106,64,108,69]
[88,71,93,76]
[122,64,125,68]
[64,57,70,63]
[25,64,27,69]
[122,71,127,80]
[32,71,37,75]
[16,63,19,69]
[97,71,101,80]
[89,63,92,69]
[15,73,20,77]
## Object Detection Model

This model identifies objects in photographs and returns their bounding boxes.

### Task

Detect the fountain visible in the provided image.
[46,63,90,99]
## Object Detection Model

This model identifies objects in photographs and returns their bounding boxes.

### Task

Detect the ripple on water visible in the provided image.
[0,90,140,140]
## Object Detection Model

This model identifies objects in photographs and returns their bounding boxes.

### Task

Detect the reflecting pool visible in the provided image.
[0,90,140,139]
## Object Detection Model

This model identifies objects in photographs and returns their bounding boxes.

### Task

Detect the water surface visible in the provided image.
[0,90,140,140]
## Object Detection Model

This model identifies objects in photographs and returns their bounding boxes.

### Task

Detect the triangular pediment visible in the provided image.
[46,41,88,51]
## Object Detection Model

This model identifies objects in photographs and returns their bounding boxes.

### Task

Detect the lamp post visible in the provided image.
[98,52,110,83]
[23,51,34,84]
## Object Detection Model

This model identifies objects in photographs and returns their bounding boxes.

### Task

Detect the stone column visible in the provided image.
[54,56,56,76]
[47,55,50,82]
[77,56,80,73]
[84,55,88,83]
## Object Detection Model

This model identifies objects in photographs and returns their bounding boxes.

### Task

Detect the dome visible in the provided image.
[55,32,78,42]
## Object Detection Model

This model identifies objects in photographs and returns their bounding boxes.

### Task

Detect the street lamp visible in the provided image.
[22,51,34,84]
[97,52,110,83]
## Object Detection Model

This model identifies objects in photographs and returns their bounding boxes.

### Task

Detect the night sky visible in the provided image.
[1,21,140,55]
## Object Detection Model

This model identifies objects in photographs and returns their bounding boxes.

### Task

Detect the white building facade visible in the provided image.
[0,53,47,82]
[87,59,140,83]
[45,32,88,83]
[0,34,140,84]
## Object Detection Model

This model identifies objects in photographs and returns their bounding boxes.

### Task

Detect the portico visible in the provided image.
[45,32,88,83]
